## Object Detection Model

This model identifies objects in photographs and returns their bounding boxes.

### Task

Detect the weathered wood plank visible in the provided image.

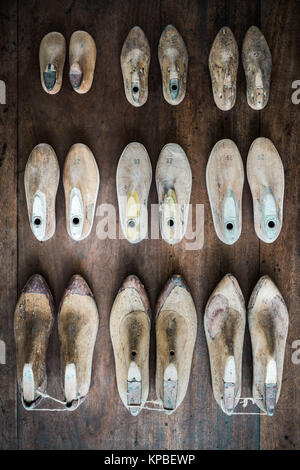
[0,0,18,450]
[260,0,300,450]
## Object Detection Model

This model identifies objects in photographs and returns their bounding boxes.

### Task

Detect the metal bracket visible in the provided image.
[265,383,277,416]
[43,64,56,91]
[163,379,177,411]
[127,379,142,407]
[223,189,238,244]
[223,381,236,415]
[261,186,279,241]
[169,78,179,99]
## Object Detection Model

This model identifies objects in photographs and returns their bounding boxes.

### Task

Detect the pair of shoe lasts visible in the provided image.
[204,274,289,416]
[117,142,192,245]
[14,274,99,410]
[206,137,284,245]
[110,274,197,416]
[209,26,272,111]
[121,25,188,106]
[25,143,100,242]
[40,31,96,94]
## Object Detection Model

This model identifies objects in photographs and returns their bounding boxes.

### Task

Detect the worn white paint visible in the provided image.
[31,190,46,241]
[23,363,35,403]
[0,80,6,104]
[0,340,5,364]
[128,361,141,382]
[64,363,77,403]
[69,187,83,240]
[164,363,178,381]
[266,358,277,384]
[224,355,236,382]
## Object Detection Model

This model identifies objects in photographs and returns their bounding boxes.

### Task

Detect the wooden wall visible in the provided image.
[0,0,299,449]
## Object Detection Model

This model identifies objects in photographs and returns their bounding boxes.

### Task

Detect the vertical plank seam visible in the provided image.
[16,0,20,451]
[258,0,261,450]
[225,0,228,26]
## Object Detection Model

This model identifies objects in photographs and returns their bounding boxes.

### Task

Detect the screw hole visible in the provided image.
[167,219,174,227]
[72,217,80,225]
[170,350,175,356]
[268,221,275,229]
[171,84,177,91]
[133,86,139,93]
[131,351,136,357]
[34,218,41,226]
[226,223,233,231]
[128,219,135,228]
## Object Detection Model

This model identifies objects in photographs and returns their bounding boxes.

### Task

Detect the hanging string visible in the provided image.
[20,394,267,414]
[38,391,68,405]
[142,398,267,414]
[143,400,167,412]
[21,390,86,412]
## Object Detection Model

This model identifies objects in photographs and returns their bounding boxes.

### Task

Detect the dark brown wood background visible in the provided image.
[0,0,299,450]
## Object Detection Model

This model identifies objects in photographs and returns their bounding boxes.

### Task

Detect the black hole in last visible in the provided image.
[226,223,233,230]
[24,399,34,408]
[170,350,175,356]
[72,217,80,225]
[128,220,135,228]
[131,351,136,357]
[171,85,177,91]
[133,86,139,93]
[34,218,41,226]
[268,221,275,228]
[167,219,174,227]
[66,401,73,408]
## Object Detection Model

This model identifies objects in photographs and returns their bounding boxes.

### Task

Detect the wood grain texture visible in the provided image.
[0,0,298,450]
[0,0,18,450]
[260,0,300,450]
